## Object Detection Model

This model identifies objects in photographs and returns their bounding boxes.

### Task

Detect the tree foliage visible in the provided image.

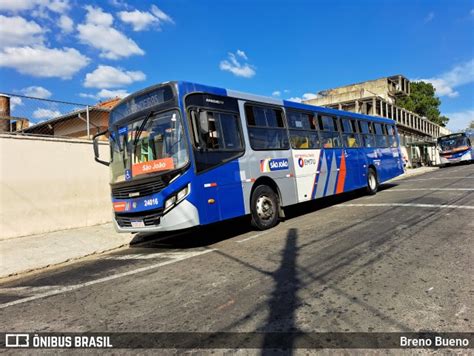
[396,81,449,127]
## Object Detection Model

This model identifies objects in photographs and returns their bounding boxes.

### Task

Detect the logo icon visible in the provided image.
[260,158,289,172]
[298,157,304,168]
[6,334,29,348]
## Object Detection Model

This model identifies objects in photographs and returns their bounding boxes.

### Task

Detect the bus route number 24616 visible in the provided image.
[144,198,158,207]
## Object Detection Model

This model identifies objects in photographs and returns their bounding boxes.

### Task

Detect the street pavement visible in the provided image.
[0,163,472,349]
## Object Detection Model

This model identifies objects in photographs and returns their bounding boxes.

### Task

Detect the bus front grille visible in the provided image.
[112,179,166,199]
[115,208,163,228]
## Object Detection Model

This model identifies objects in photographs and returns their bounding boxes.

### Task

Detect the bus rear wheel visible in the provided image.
[250,185,279,230]
[366,168,378,195]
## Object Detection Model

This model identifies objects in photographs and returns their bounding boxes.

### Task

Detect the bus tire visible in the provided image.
[250,185,279,230]
[366,168,378,195]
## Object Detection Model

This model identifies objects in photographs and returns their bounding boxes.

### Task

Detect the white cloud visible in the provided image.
[33,108,62,119]
[236,49,248,60]
[287,93,318,103]
[272,91,281,97]
[150,5,174,24]
[58,14,73,32]
[79,92,97,99]
[10,96,23,111]
[84,5,113,26]
[424,12,434,23]
[77,6,144,59]
[118,5,174,31]
[420,59,474,98]
[97,89,129,99]
[0,46,90,79]
[109,0,130,9]
[445,109,474,132]
[21,86,52,98]
[118,9,156,31]
[219,51,256,78]
[0,15,44,48]
[84,65,146,89]
[0,0,70,14]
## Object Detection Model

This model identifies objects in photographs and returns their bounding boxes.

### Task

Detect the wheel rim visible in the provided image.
[369,174,377,190]
[256,195,274,221]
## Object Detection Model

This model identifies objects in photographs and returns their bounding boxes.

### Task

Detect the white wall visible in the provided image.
[0,135,112,239]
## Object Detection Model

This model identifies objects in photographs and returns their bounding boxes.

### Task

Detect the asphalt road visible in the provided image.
[1,164,473,349]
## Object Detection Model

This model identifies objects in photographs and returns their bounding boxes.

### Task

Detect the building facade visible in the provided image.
[303,75,450,167]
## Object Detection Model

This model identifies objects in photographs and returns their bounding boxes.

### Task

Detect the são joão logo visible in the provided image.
[260,158,289,172]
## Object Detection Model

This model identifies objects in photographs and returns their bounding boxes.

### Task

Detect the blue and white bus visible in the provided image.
[437,132,474,166]
[93,81,404,232]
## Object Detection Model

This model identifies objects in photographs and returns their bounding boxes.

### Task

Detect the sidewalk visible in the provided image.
[1,223,132,279]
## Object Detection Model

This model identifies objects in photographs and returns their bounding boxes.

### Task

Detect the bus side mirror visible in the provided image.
[93,130,110,166]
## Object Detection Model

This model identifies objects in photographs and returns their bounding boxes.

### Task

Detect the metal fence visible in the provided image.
[0,93,114,140]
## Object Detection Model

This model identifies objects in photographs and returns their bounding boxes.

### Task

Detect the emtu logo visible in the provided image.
[298,157,305,168]
[6,334,29,347]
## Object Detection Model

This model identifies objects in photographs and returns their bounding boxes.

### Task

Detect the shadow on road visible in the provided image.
[261,228,300,354]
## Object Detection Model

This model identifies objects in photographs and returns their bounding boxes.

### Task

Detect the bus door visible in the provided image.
[188,104,246,225]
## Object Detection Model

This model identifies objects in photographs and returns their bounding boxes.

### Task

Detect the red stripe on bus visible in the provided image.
[336,152,346,194]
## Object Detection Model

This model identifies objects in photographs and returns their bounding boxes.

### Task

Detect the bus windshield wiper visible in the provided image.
[133,110,155,147]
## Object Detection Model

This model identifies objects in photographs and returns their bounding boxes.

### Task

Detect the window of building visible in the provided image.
[245,105,289,150]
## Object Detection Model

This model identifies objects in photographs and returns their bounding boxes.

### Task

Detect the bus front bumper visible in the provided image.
[113,199,200,233]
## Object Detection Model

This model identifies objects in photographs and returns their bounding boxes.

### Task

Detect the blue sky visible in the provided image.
[0,0,473,131]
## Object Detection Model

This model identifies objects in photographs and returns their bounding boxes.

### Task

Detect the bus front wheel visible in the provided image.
[366,168,378,195]
[250,185,279,230]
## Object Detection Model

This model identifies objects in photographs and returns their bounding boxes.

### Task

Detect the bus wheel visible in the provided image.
[250,185,279,230]
[366,168,378,195]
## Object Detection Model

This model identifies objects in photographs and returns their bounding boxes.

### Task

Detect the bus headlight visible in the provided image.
[164,184,190,213]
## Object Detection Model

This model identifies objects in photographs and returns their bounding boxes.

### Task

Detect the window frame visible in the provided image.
[340,116,362,148]
[317,114,343,148]
[244,103,290,151]
[286,109,321,150]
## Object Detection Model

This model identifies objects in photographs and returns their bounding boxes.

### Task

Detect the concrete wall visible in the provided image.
[0,135,111,240]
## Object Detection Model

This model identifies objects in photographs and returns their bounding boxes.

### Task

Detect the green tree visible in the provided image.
[396,81,449,127]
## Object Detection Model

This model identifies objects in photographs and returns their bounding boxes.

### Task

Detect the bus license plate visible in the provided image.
[131,219,145,228]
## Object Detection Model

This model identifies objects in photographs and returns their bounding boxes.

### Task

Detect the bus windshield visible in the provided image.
[438,135,470,152]
[110,110,188,183]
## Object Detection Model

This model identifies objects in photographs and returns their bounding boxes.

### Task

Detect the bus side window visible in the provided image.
[195,111,243,150]
[318,115,341,148]
[341,118,360,148]
[386,124,398,148]
[287,110,320,149]
[245,105,289,150]
[374,123,387,147]
[190,109,244,172]
[359,120,375,148]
